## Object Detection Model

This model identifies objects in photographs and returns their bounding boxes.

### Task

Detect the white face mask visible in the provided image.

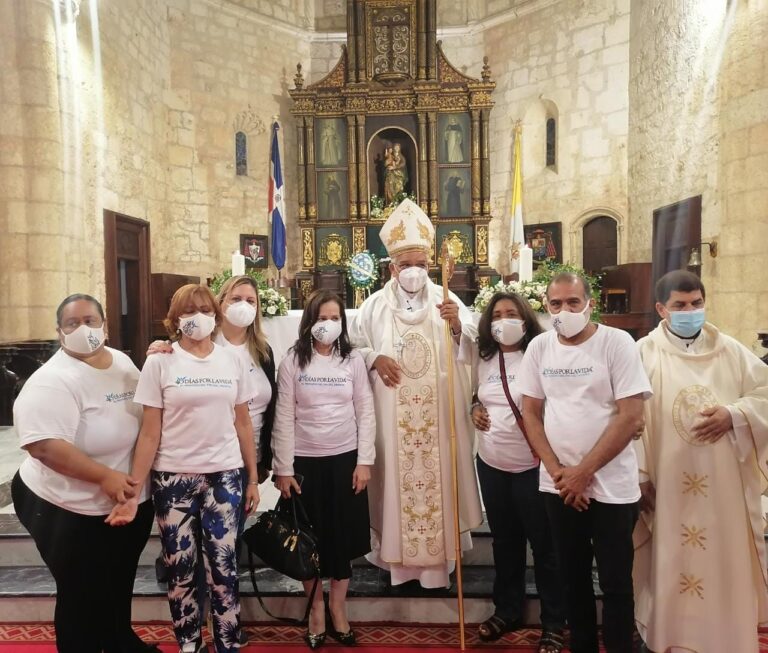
[491,318,525,346]
[178,312,216,340]
[397,267,428,293]
[311,319,343,345]
[62,324,105,355]
[549,302,592,339]
[225,301,257,328]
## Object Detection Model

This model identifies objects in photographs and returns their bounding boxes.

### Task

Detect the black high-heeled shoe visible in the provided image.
[303,631,326,650]
[326,607,357,646]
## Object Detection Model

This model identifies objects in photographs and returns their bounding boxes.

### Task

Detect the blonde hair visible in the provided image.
[164,284,222,340]
[216,275,271,365]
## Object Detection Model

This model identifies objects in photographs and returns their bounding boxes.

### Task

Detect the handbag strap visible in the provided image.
[248,550,320,625]
[498,351,539,462]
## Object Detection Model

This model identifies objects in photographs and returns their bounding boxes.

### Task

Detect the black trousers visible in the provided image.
[544,493,638,653]
[12,472,154,653]
[476,459,565,632]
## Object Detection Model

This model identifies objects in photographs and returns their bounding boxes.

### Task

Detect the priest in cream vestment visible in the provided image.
[633,271,768,653]
[349,199,483,588]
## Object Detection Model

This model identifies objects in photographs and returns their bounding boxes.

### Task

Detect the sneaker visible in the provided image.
[179,639,208,653]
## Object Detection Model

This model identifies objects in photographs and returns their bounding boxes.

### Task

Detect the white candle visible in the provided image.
[519,245,533,282]
[232,250,246,276]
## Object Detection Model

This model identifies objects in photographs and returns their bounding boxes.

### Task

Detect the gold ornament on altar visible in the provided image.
[318,233,350,267]
[438,230,473,265]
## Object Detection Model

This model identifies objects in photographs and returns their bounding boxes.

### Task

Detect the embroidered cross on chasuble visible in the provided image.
[394,315,445,566]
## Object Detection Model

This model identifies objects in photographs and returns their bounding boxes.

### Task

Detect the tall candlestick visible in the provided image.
[519,245,533,283]
[232,250,245,276]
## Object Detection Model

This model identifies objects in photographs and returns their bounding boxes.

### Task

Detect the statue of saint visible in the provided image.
[384,143,408,204]
[444,116,464,163]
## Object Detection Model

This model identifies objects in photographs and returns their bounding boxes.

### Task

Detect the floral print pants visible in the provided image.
[152,469,243,653]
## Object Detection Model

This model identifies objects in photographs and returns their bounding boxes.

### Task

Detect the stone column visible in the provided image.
[305,117,317,220]
[0,0,72,341]
[356,115,367,218]
[417,112,429,212]
[296,118,307,219]
[471,109,481,219]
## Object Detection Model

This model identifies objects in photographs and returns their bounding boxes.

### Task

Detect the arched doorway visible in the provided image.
[582,216,618,275]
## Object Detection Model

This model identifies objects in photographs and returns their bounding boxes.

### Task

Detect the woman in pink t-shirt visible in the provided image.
[272,290,376,649]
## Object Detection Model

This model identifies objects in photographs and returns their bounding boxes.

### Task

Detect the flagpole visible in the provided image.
[441,240,465,651]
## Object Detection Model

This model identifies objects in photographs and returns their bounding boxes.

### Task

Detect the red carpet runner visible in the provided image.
[1,624,768,651]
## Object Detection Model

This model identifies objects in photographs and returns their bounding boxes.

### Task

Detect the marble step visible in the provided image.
[0,564,597,624]
[0,514,507,568]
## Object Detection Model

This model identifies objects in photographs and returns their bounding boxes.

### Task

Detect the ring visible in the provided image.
[383,374,390,380]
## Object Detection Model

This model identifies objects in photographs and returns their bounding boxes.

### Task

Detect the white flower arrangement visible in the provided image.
[472,280,549,314]
[258,287,289,317]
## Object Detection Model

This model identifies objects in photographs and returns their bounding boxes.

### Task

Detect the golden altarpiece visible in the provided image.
[290,0,497,306]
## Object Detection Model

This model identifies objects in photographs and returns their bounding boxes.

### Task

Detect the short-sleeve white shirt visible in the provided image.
[213,333,272,459]
[134,341,256,473]
[518,325,652,503]
[15,348,147,516]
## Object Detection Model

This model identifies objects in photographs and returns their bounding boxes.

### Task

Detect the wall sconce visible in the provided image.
[687,241,718,267]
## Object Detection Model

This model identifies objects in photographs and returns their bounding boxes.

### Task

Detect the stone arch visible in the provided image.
[568,207,626,269]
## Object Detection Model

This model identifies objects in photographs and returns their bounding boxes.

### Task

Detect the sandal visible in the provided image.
[477,614,518,642]
[538,629,565,653]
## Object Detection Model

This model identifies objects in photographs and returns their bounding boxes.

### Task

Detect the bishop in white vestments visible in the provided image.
[633,270,768,653]
[349,199,483,588]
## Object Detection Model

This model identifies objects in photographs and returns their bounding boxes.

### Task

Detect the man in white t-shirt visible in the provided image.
[518,272,651,653]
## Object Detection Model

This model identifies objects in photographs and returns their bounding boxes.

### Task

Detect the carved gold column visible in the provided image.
[481,108,491,217]
[426,0,437,80]
[356,115,368,218]
[417,0,427,80]
[297,118,307,219]
[306,117,317,220]
[355,0,366,81]
[347,115,358,219]
[427,111,438,218]
[347,0,357,83]
[417,112,429,212]
[471,109,481,219]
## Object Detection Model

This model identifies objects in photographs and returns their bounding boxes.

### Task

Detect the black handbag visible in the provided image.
[242,493,321,624]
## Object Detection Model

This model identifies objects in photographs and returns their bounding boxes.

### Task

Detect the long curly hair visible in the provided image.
[292,290,352,369]
[477,291,543,361]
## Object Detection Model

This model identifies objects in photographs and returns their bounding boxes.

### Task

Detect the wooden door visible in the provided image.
[103,211,152,367]
[582,216,618,275]
[651,196,702,300]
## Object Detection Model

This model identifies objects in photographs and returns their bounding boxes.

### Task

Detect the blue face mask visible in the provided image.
[668,309,706,338]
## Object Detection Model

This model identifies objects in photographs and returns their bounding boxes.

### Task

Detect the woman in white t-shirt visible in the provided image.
[112,284,259,653]
[273,290,376,650]
[11,293,160,653]
[460,292,565,653]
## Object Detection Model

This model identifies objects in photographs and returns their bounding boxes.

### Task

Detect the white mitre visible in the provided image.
[379,198,435,257]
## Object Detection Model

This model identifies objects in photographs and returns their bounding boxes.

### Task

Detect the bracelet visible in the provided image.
[248,480,259,485]
[470,401,482,413]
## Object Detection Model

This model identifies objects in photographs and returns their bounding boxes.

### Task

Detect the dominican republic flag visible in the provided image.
[269,121,287,271]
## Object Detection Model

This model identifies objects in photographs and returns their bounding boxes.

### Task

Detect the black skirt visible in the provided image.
[294,449,371,580]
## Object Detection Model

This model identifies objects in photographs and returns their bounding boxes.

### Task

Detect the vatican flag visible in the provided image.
[509,122,525,275]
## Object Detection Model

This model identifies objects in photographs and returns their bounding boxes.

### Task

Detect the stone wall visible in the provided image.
[628,0,768,349]
[0,0,172,341]
[482,0,631,273]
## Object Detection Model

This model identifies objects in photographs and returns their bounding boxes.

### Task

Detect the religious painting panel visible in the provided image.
[315,118,347,168]
[317,171,349,221]
[316,226,352,271]
[437,113,470,164]
[436,223,474,266]
[367,127,417,208]
[524,221,563,264]
[239,234,268,269]
[438,168,470,218]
